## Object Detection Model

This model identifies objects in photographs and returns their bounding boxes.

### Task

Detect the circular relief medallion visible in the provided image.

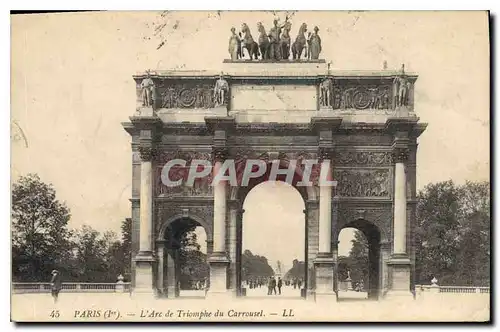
[179,89,196,108]
[352,89,372,109]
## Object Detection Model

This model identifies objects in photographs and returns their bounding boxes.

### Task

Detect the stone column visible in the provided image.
[393,148,408,255]
[386,146,412,299]
[314,147,336,302]
[156,241,165,296]
[133,144,156,294]
[165,250,177,298]
[207,147,230,298]
[379,240,391,298]
[227,200,240,294]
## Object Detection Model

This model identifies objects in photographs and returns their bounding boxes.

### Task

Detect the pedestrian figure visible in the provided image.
[267,277,273,295]
[271,277,277,295]
[50,270,62,303]
[277,277,283,295]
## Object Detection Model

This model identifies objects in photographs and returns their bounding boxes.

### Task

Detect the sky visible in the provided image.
[11,11,489,266]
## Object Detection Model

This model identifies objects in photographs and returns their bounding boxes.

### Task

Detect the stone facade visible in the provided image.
[123,60,426,301]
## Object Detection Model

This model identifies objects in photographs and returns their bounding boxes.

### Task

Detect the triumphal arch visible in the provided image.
[123,33,426,301]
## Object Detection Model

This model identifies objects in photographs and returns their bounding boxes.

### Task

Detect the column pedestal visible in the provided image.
[133,254,156,297]
[385,254,412,300]
[207,252,231,300]
[314,253,337,303]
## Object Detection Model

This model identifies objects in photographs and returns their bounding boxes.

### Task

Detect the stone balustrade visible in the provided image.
[12,281,131,294]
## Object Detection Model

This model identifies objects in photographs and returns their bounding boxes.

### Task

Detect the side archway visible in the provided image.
[336,218,382,300]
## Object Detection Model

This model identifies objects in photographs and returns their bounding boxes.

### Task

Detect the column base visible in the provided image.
[208,252,230,294]
[133,252,156,295]
[314,253,335,297]
[386,254,412,300]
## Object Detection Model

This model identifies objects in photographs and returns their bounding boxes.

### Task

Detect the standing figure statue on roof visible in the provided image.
[228,27,240,60]
[213,74,229,107]
[140,72,155,107]
[309,26,322,60]
[280,20,292,60]
[320,78,333,107]
[393,64,411,107]
[268,19,282,60]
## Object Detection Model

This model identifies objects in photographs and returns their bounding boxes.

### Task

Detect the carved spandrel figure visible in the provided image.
[320,78,333,107]
[228,27,240,60]
[213,75,229,107]
[309,26,322,60]
[140,73,155,107]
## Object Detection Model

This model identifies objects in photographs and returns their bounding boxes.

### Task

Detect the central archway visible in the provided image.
[233,159,312,298]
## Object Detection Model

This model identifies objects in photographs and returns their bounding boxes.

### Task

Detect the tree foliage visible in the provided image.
[415,180,490,286]
[347,230,369,285]
[241,250,274,281]
[284,258,305,281]
[12,174,73,281]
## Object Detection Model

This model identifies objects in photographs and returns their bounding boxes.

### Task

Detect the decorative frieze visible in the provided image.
[332,85,392,110]
[335,151,393,166]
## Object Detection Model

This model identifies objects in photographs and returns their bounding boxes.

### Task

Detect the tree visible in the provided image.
[284,258,305,281]
[337,256,351,281]
[12,174,73,281]
[73,225,111,282]
[348,230,369,285]
[241,250,274,281]
[415,180,490,286]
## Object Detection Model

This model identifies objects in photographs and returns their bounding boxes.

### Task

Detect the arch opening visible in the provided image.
[337,220,381,301]
[238,180,307,298]
[161,217,209,298]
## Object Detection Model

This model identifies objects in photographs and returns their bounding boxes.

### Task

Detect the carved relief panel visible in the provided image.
[332,84,392,110]
[134,78,218,110]
[334,169,391,198]
[154,150,214,197]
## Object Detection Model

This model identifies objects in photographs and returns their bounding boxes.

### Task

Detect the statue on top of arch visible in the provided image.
[229,17,322,61]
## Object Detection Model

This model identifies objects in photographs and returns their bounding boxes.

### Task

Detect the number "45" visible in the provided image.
[50,310,60,318]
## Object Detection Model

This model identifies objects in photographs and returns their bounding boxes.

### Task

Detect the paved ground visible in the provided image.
[11,291,490,322]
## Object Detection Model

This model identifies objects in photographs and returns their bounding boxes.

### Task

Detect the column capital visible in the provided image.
[138,145,158,161]
[318,146,335,162]
[391,147,409,164]
[212,147,229,163]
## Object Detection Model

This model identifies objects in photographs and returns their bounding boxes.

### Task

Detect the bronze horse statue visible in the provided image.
[292,23,308,60]
[257,22,270,60]
[241,23,260,60]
